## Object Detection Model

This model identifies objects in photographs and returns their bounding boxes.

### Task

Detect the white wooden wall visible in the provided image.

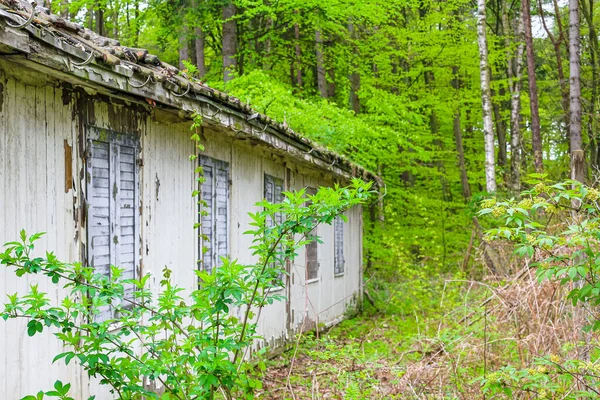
[0,60,363,398]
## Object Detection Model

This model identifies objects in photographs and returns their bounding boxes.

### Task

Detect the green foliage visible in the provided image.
[477,176,600,398]
[479,354,600,399]
[0,180,371,400]
[480,176,600,325]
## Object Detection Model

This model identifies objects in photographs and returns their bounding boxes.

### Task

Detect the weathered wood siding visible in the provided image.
[0,59,362,398]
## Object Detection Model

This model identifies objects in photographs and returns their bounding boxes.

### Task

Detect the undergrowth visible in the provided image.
[257,178,600,399]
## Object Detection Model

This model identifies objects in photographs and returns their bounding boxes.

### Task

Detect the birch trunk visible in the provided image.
[523,0,543,172]
[581,0,599,168]
[477,0,497,192]
[505,4,525,191]
[569,0,584,182]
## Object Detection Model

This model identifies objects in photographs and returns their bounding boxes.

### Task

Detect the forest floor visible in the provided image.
[256,312,413,399]
[255,269,596,399]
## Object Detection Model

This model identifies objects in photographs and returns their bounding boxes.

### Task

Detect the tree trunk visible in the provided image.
[425,71,452,202]
[112,7,119,38]
[315,30,327,98]
[326,69,336,98]
[347,20,360,113]
[291,10,302,88]
[581,0,599,169]
[95,4,104,36]
[60,0,69,19]
[492,86,507,167]
[179,32,189,70]
[453,66,471,200]
[349,70,360,113]
[195,27,206,78]
[539,0,570,149]
[569,0,584,182]
[477,0,497,192]
[263,15,273,71]
[133,0,140,47]
[506,5,525,192]
[222,3,237,82]
[523,0,543,172]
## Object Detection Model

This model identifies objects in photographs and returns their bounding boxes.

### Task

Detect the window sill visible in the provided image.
[306,277,320,284]
[334,272,345,278]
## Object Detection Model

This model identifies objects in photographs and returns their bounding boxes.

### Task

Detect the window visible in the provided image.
[306,187,319,281]
[86,127,139,319]
[334,216,345,275]
[264,174,284,284]
[199,156,229,274]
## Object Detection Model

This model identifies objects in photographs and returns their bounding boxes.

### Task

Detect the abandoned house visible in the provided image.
[0,0,376,397]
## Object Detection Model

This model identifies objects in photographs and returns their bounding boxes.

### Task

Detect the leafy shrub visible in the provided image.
[0,180,372,400]
[478,175,600,398]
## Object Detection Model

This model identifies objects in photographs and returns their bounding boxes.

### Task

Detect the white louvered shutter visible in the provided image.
[334,216,345,275]
[306,187,319,280]
[87,128,139,319]
[264,174,284,283]
[200,159,214,273]
[199,156,229,275]
[215,162,229,268]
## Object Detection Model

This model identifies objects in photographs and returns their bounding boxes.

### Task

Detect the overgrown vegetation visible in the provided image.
[252,177,600,398]
[7,0,600,397]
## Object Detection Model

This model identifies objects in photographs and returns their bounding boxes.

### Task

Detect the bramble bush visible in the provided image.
[0,178,371,399]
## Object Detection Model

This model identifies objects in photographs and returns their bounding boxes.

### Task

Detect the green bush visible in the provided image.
[1,180,372,400]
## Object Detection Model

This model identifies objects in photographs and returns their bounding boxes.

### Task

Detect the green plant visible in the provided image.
[480,176,600,322]
[477,175,600,397]
[0,179,372,400]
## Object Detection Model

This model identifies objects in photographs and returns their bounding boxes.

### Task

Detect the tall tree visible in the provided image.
[194,26,207,78]
[453,66,471,200]
[348,20,360,113]
[292,11,302,88]
[222,2,237,82]
[316,30,328,98]
[581,0,599,168]
[179,31,189,70]
[505,5,525,191]
[477,0,497,192]
[522,0,543,172]
[538,0,570,143]
[569,0,584,182]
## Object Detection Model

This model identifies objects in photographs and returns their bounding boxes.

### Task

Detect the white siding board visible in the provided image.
[0,70,7,398]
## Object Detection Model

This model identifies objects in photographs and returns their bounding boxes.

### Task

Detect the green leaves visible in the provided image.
[482,178,600,331]
[26,320,43,337]
[21,381,73,400]
[1,181,369,399]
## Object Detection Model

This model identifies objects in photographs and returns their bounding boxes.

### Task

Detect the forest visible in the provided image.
[6,0,600,397]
